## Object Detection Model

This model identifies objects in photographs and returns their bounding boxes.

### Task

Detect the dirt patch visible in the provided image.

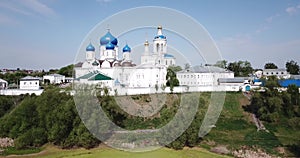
[239,95,253,123]
[210,145,230,155]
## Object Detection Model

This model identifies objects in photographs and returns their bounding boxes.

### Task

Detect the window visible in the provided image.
[166,60,167,65]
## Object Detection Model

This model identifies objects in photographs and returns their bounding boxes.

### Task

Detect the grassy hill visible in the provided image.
[6,145,231,158]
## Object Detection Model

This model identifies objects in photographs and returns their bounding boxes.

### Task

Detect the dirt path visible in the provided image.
[242,92,268,132]
[4,150,47,158]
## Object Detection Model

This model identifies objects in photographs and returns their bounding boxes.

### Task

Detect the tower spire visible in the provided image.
[157,25,162,35]
[106,24,110,32]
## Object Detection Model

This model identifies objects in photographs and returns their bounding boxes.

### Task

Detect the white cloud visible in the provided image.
[19,0,57,18]
[0,0,57,19]
[286,6,297,15]
[256,25,269,34]
[96,0,113,3]
[0,1,32,16]
[265,13,280,23]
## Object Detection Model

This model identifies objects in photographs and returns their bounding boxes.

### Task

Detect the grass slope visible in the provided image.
[7,145,231,158]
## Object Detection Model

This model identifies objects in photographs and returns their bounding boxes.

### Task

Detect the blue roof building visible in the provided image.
[279,79,300,87]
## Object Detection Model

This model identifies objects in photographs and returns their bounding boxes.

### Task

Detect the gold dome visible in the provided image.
[144,40,149,46]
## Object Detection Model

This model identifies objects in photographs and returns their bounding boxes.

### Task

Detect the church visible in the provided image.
[74,26,176,89]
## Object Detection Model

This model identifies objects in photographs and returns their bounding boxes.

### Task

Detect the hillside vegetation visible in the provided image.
[0,86,299,157]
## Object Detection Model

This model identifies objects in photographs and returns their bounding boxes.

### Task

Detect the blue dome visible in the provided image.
[86,43,95,51]
[122,44,131,52]
[164,54,174,58]
[106,42,115,50]
[154,35,166,39]
[100,31,118,45]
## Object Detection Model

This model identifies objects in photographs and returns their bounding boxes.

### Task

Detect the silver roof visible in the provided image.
[263,68,287,72]
[218,77,246,83]
[20,76,41,81]
[178,66,232,73]
[291,75,300,79]
[44,73,64,77]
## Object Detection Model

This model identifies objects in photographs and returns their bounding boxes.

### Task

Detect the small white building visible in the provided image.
[262,69,290,79]
[19,76,41,90]
[177,66,234,86]
[0,78,8,89]
[43,74,65,84]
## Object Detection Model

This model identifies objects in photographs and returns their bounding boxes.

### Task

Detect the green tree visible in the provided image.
[264,62,278,69]
[264,76,280,91]
[0,96,14,117]
[281,92,294,117]
[227,60,253,77]
[58,64,74,77]
[214,60,227,69]
[168,65,182,72]
[166,68,179,93]
[287,84,299,106]
[286,60,300,75]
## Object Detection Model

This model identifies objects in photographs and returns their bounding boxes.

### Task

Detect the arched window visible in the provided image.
[156,43,159,52]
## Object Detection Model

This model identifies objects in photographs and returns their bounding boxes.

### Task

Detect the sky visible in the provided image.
[0,0,300,70]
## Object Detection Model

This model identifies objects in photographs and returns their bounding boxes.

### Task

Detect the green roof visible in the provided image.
[89,73,113,80]
[76,72,95,80]
[76,71,113,81]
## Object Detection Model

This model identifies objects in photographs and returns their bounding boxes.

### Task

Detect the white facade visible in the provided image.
[75,26,174,89]
[43,74,65,84]
[177,66,234,86]
[19,76,40,90]
[0,78,8,89]
[262,69,290,79]
[73,25,254,95]
[0,89,43,96]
